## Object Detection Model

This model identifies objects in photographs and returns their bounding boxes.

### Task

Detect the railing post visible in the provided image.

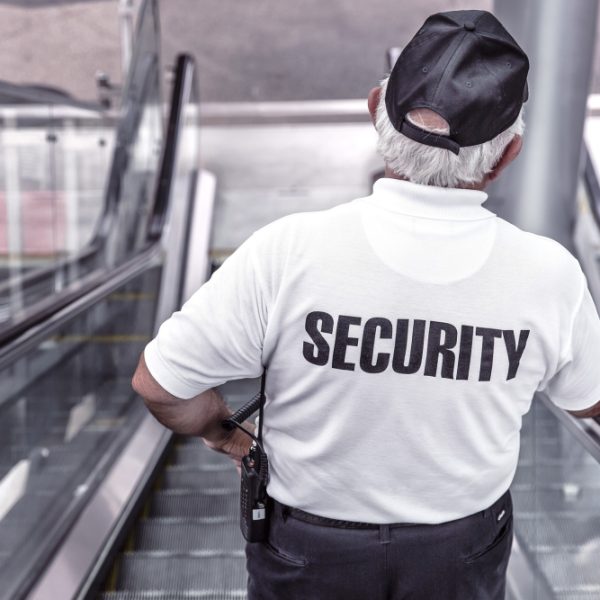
[490,0,598,249]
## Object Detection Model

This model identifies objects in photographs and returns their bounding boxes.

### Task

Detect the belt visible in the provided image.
[272,498,406,529]
[272,489,511,530]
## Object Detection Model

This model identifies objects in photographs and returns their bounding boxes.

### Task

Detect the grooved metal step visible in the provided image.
[150,491,239,519]
[513,464,600,486]
[555,594,600,600]
[115,554,247,590]
[518,439,575,460]
[134,519,243,551]
[173,445,236,468]
[515,514,600,550]
[536,551,600,595]
[100,380,260,598]
[511,487,600,513]
[163,466,238,490]
[100,591,246,599]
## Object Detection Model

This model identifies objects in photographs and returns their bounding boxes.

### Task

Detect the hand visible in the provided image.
[202,420,255,475]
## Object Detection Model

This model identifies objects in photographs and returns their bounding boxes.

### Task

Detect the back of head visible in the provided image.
[377,10,529,188]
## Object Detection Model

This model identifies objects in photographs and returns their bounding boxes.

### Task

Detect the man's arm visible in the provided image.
[132,353,232,442]
[132,354,254,470]
[544,279,600,417]
[568,400,600,419]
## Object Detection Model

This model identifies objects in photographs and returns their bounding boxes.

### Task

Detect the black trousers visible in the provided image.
[246,489,513,600]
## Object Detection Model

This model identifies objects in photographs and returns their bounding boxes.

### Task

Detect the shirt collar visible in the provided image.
[366,178,493,221]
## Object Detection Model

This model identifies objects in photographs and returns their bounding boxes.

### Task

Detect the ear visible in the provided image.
[367,86,381,125]
[488,135,523,182]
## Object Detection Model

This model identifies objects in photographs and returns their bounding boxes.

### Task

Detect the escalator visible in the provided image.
[0,263,162,598]
[100,380,255,599]
[0,0,163,340]
[3,2,600,598]
[501,154,600,600]
[96,141,600,598]
[0,1,205,596]
[510,398,600,599]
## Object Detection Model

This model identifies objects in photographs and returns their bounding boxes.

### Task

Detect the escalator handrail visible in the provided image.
[549,144,600,463]
[147,53,196,239]
[583,145,600,232]
[24,52,200,600]
[0,247,163,599]
[0,241,100,298]
[89,0,162,246]
[0,40,199,600]
[0,0,164,340]
[0,80,103,112]
[4,53,199,600]
[0,242,161,372]
[540,392,600,465]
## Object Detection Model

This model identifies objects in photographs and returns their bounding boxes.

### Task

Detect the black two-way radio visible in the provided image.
[221,373,269,543]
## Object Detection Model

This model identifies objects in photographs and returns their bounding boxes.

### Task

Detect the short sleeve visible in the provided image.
[143,232,270,399]
[543,281,600,410]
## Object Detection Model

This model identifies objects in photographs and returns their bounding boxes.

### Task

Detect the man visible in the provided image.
[133,9,600,600]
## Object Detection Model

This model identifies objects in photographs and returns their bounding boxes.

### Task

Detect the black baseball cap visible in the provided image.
[385,10,529,155]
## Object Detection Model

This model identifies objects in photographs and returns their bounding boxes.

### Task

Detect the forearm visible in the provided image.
[144,388,232,440]
[568,403,600,419]
[132,354,232,443]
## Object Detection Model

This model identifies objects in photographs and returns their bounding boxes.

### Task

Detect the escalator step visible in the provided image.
[163,466,238,490]
[115,553,247,591]
[513,463,600,487]
[150,491,239,518]
[174,446,235,468]
[518,439,572,460]
[517,455,600,468]
[554,594,600,600]
[512,486,600,513]
[135,519,243,551]
[100,590,246,599]
[536,551,600,596]
[515,514,600,550]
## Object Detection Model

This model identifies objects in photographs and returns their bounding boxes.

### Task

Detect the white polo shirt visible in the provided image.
[145,178,600,524]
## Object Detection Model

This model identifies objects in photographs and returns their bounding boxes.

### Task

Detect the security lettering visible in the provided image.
[303,311,530,381]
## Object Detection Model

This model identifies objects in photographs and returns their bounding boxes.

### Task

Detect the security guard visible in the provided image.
[133,10,600,600]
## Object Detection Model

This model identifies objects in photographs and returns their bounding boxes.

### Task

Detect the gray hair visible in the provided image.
[375,76,525,188]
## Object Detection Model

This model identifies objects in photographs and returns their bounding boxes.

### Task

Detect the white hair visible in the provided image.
[375,76,525,188]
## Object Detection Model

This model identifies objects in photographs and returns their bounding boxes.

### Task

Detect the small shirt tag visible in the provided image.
[253,508,266,520]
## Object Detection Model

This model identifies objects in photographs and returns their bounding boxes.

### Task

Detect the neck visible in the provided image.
[383,166,488,191]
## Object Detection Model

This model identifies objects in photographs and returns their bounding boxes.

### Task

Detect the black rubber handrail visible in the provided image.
[0,80,103,111]
[0,0,163,342]
[0,243,161,371]
[583,145,600,232]
[0,241,100,298]
[0,3,176,599]
[147,53,197,240]
[0,18,166,349]
[540,144,600,461]
[0,246,162,599]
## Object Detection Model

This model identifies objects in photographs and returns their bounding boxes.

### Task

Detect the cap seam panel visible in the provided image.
[432,30,469,106]
[478,49,505,105]
[473,12,486,26]
[477,31,525,55]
